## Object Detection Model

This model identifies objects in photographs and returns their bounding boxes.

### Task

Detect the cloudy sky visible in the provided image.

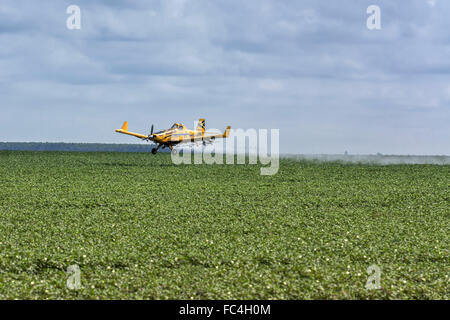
[0,0,449,154]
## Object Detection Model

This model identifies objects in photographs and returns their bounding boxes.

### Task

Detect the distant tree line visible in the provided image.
[0,142,163,153]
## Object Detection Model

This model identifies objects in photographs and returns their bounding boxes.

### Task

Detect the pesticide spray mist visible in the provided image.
[283,154,450,165]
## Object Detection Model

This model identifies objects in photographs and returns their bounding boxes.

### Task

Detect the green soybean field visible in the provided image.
[0,151,448,299]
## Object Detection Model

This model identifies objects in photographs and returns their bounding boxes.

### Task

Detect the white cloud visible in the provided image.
[0,0,449,154]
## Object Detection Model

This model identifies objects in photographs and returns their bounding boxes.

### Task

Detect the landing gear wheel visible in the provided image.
[151,148,157,155]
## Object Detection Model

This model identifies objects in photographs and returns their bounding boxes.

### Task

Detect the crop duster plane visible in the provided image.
[115,119,231,154]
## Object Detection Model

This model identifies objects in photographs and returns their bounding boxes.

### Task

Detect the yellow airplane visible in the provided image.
[115,119,231,154]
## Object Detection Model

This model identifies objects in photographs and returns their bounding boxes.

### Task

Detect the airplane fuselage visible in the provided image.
[151,129,205,145]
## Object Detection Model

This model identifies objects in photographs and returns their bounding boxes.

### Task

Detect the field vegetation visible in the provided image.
[0,151,448,299]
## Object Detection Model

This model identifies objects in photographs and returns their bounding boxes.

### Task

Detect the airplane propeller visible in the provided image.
[147,124,155,140]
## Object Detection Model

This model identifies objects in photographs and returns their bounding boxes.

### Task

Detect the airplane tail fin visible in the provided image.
[223,126,231,138]
[196,118,206,135]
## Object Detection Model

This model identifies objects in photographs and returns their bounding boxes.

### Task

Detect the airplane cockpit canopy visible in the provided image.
[171,123,184,129]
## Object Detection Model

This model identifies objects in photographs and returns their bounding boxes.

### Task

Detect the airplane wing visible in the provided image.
[115,121,149,140]
[190,126,231,143]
